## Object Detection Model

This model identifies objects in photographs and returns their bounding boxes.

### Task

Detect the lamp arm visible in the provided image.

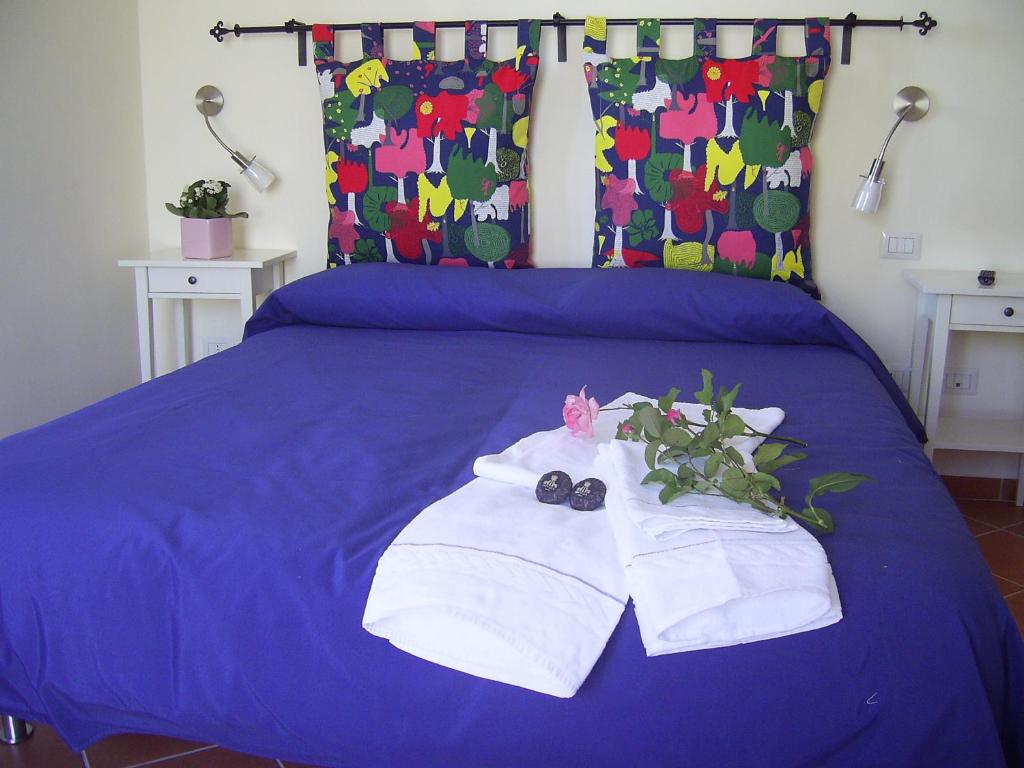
[874,105,912,167]
[203,115,250,170]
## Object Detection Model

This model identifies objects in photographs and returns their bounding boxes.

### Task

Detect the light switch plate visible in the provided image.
[880,231,922,260]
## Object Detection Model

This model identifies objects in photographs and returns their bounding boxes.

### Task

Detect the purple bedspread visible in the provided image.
[0,265,1020,767]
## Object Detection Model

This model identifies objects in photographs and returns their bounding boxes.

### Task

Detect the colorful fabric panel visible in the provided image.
[314,20,542,269]
[584,17,830,294]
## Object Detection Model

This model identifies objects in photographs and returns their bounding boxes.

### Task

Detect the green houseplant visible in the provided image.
[166,180,248,259]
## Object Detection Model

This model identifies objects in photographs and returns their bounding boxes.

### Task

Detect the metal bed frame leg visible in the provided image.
[1,715,33,744]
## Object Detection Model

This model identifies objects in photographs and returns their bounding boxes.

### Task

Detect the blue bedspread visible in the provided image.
[0,265,1020,767]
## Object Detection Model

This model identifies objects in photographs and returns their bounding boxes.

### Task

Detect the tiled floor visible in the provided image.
[3,492,1022,768]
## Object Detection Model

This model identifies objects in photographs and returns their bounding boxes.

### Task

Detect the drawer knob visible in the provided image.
[187,275,198,285]
[1005,306,1015,317]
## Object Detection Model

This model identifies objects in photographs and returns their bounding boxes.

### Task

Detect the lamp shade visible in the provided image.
[852,176,885,213]
[241,158,276,192]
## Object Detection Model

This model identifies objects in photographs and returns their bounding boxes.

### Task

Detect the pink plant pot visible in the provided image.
[180,217,233,259]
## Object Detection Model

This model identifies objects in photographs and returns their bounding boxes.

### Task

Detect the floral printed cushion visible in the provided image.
[584,17,830,295]
[314,20,541,269]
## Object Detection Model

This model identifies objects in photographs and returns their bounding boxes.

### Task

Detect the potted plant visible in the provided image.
[166,180,248,259]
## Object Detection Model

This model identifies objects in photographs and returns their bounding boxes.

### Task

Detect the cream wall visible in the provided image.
[134,1,1021,476]
[0,1,148,438]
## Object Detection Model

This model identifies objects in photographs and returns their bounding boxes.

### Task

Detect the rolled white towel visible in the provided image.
[363,478,627,698]
[599,451,842,656]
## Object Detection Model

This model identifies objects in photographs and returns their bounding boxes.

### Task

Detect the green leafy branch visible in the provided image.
[614,370,871,533]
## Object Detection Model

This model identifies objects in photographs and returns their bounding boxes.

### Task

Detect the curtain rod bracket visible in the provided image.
[841,12,857,65]
[552,13,567,63]
[285,19,308,66]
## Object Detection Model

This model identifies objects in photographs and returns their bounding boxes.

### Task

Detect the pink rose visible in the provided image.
[563,386,600,438]
[666,408,682,426]
[621,424,635,435]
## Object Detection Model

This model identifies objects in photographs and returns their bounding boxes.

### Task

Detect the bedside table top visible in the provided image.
[118,248,297,269]
[903,269,1024,298]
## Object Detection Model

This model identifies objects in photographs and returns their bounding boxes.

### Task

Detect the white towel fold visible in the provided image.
[362,478,627,698]
[605,439,795,539]
[599,451,842,655]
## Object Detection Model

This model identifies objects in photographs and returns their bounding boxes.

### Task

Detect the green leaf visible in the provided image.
[698,421,721,448]
[704,453,724,478]
[638,407,664,438]
[753,442,786,466]
[751,472,781,491]
[644,440,660,470]
[757,452,806,473]
[676,463,696,481]
[808,472,873,497]
[659,483,686,504]
[721,413,747,439]
[695,369,714,406]
[724,446,745,466]
[165,203,184,217]
[719,382,741,413]
[799,505,834,533]
[658,387,681,414]
[661,427,692,447]
[643,468,677,485]
[720,467,749,495]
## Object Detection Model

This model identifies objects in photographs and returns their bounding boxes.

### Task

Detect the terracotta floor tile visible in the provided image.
[0,723,80,768]
[1006,522,1024,537]
[86,733,211,767]
[957,499,1024,530]
[162,746,279,767]
[964,516,996,536]
[976,530,1024,584]
[1005,592,1024,638]
[993,575,1024,597]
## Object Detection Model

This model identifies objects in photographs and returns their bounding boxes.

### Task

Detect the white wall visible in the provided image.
[73,0,1024,475]
[0,1,148,438]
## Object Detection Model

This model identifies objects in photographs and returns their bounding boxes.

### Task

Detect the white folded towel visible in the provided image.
[599,450,842,656]
[362,478,627,698]
[605,439,794,539]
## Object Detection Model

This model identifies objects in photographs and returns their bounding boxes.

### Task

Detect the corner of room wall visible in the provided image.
[0,0,150,437]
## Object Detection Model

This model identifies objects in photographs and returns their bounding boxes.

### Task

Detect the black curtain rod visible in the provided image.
[210,11,937,67]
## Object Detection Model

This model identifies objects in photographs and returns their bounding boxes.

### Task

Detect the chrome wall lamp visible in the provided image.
[194,85,276,192]
[852,85,930,213]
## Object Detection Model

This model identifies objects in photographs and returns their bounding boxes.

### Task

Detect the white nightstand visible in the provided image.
[118,248,297,382]
[905,269,1024,505]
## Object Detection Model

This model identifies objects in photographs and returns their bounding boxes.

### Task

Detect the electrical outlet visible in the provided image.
[888,368,912,398]
[879,231,922,260]
[943,368,979,396]
[203,337,235,357]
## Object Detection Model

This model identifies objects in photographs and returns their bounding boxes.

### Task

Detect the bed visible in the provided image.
[0,265,1021,767]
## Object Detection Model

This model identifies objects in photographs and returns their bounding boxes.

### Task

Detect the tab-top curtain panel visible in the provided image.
[584,16,830,294]
[314,20,541,269]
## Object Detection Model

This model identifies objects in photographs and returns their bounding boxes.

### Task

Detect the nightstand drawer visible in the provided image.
[950,295,1023,327]
[148,267,244,294]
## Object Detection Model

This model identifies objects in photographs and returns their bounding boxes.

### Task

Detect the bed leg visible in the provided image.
[0,715,33,744]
